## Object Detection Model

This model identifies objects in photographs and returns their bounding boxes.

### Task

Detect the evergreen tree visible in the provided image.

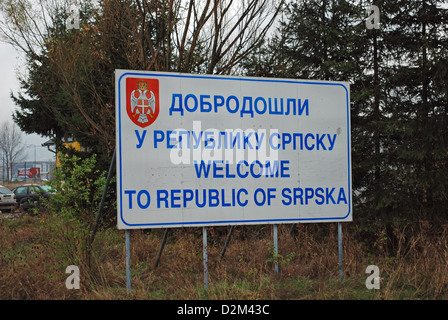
[380,0,448,217]
[245,0,448,220]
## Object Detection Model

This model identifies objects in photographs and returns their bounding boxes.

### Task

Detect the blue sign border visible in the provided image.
[116,71,351,228]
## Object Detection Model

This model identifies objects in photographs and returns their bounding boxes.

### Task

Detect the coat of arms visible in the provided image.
[126,78,159,128]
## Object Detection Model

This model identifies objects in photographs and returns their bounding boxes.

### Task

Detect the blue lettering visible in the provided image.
[214,95,225,112]
[135,130,147,149]
[294,188,303,205]
[304,133,315,150]
[243,132,254,149]
[222,189,231,207]
[326,188,336,204]
[269,132,280,150]
[183,189,194,207]
[264,160,279,178]
[170,189,181,208]
[213,160,224,178]
[157,189,169,208]
[154,130,165,149]
[316,134,326,150]
[281,188,291,205]
[236,160,249,178]
[169,94,183,115]
[195,189,207,208]
[225,161,236,178]
[292,133,303,150]
[209,189,219,207]
[124,190,136,209]
[254,97,267,114]
[250,160,263,178]
[200,95,212,112]
[255,132,265,150]
[297,99,309,116]
[192,130,202,149]
[269,97,283,115]
[254,188,266,206]
[267,188,276,205]
[280,187,347,206]
[167,130,176,149]
[226,96,239,113]
[282,133,292,150]
[280,160,290,178]
[315,187,325,205]
[337,188,348,204]
[304,188,314,205]
[194,161,212,178]
[237,188,248,207]
[137,190,150,209]
[328,134,337,150]
[184,94,198,112]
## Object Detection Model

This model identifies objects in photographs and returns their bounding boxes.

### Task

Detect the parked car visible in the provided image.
[11,185,50,211]
[0,185,17,213]
[40,184,57,195]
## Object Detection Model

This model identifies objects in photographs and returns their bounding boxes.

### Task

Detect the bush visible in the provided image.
[47,153,115,225]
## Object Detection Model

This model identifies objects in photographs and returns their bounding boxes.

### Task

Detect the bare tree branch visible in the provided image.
[0,121,25,181]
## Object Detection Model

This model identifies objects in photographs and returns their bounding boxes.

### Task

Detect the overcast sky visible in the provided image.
[0,41,55,162]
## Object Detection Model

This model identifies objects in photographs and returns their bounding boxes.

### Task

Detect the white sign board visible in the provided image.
[116,70,351,229]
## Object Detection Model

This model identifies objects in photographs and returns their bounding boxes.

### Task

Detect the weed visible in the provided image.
[2,210,448,299]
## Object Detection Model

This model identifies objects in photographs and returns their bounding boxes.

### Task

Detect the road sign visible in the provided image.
[116,70,351,229]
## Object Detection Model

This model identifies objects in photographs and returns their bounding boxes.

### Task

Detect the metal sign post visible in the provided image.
[154,228,169,269]
[203,227,208,289]
[273,224,279,276]
[91,149,116,245]
[220,226,234,259]
[338,222,343,279]
[126,229,131,294]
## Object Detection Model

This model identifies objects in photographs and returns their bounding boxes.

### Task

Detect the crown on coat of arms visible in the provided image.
[137,80,148,90]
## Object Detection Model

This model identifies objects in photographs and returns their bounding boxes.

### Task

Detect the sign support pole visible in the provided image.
[220,225,234,259]
[203,227,208,289]
[338,222,343,279]
[154,228,169,269]
[126,229,131,294]
[289,224,296,236]
[273,224,279,276]
[91,148,116,245]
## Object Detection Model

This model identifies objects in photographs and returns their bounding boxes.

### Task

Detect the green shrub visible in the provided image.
[47,153,115,224]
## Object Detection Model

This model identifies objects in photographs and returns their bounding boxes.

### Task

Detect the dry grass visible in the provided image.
[1,210,448,300]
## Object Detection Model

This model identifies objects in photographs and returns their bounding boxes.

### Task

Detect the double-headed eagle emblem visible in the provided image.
[130,80,156,124]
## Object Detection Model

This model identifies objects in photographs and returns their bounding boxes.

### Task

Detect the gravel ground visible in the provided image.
[0,206,22,220]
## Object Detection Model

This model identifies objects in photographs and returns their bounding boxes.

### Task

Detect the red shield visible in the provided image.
[126,78,159,128]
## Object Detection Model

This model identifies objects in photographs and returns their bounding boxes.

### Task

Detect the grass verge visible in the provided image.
[1,211,448,300]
